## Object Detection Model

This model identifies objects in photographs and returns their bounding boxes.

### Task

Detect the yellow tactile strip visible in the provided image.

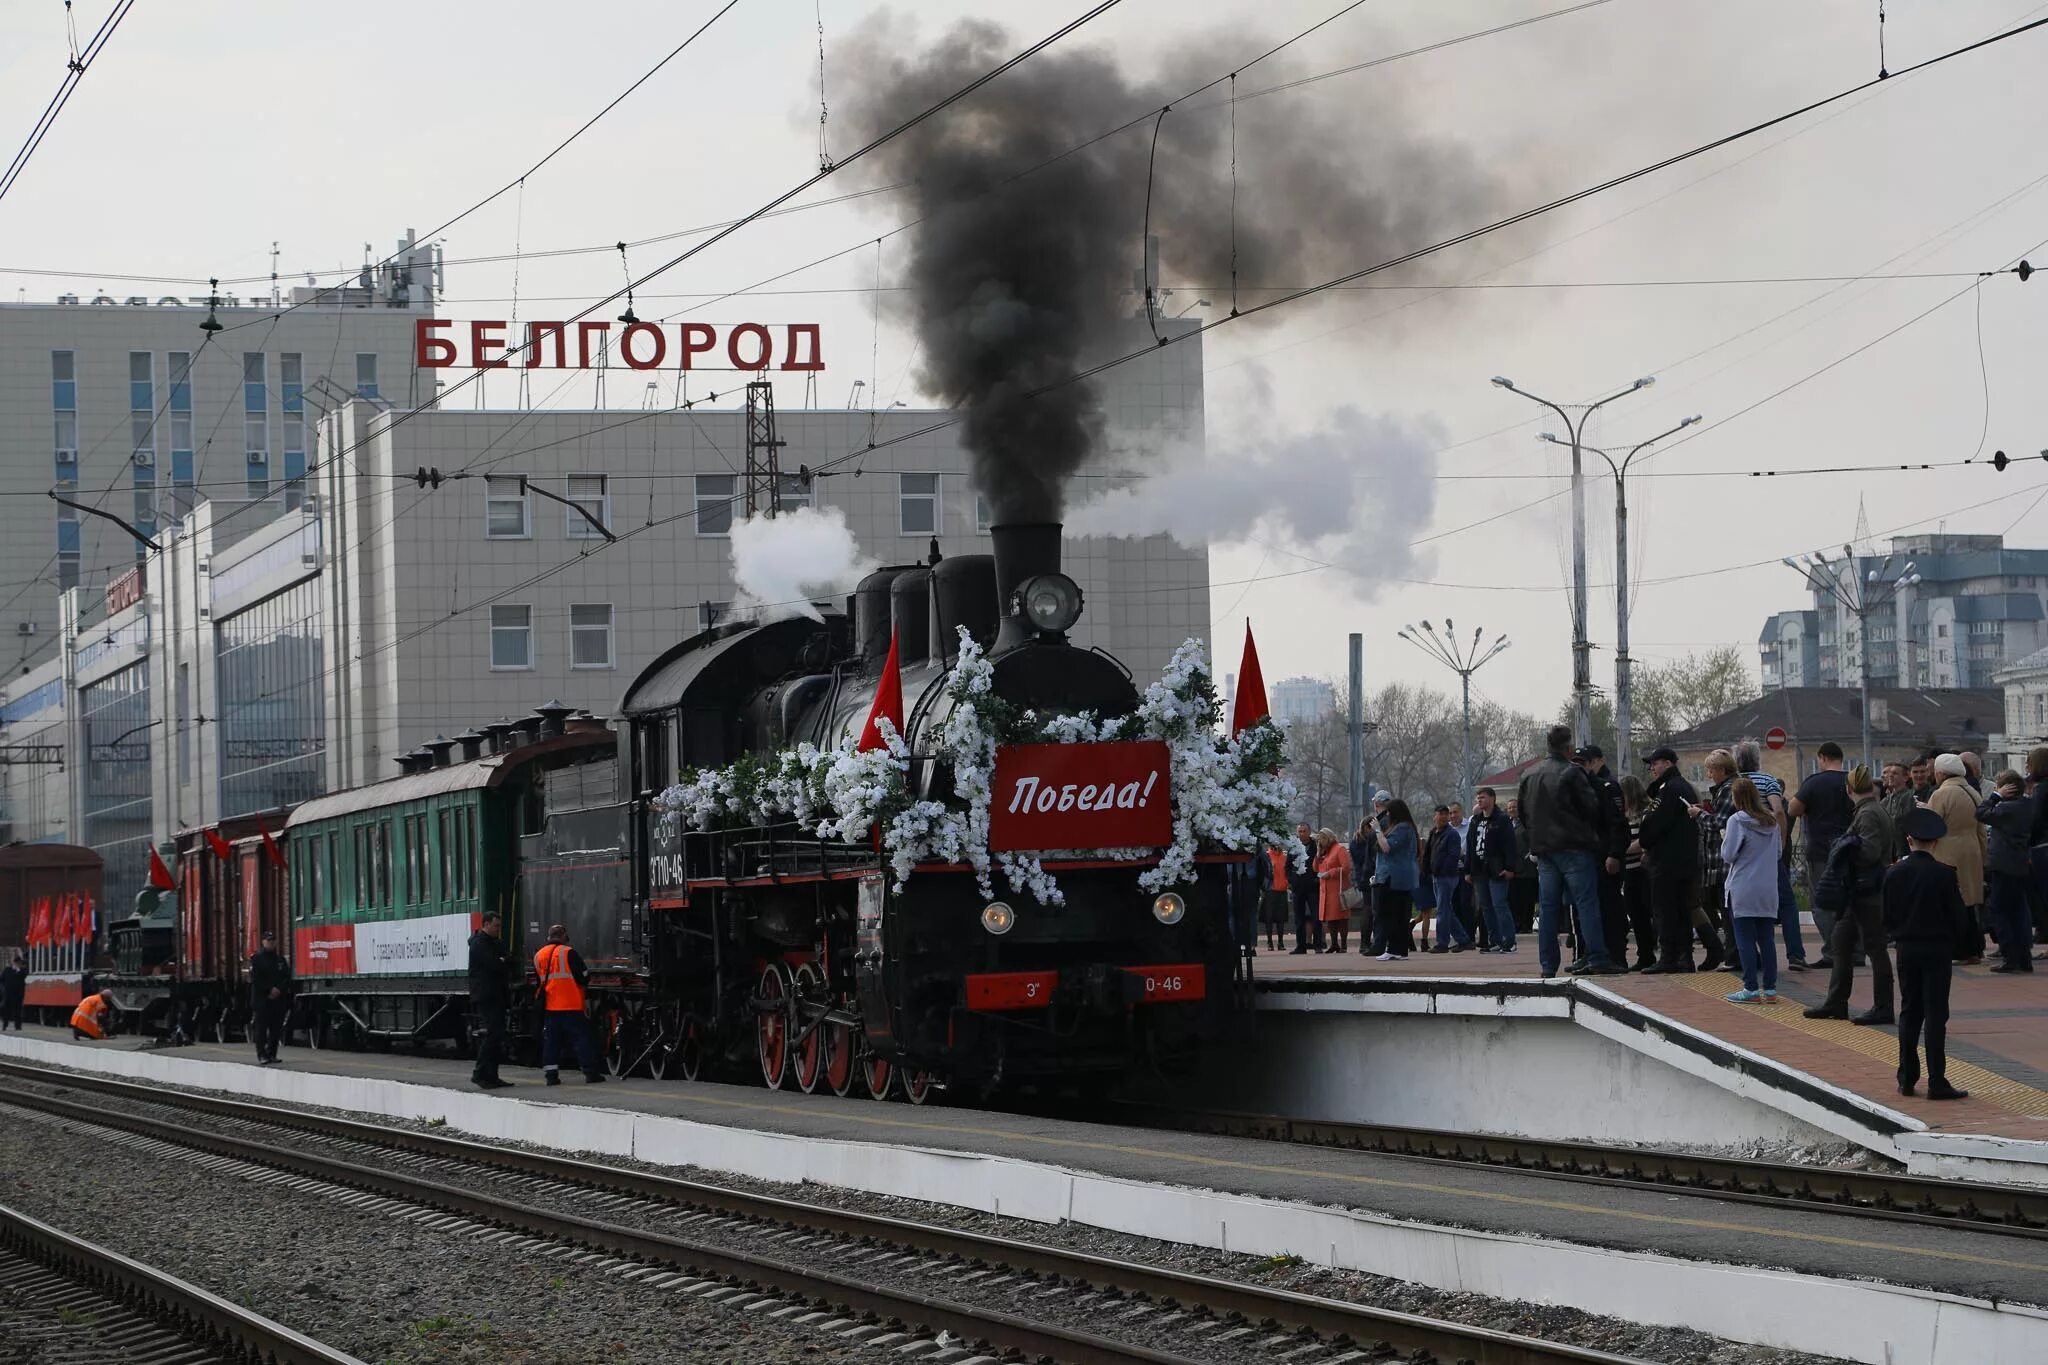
[1668,970,2048,1118]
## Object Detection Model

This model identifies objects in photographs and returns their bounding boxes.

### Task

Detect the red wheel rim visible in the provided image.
[861,1049,893,1100]
[792,965,824,1094]
[824,1020,857,1097]
[903,1068,935,1105]
[757,965,790,1090]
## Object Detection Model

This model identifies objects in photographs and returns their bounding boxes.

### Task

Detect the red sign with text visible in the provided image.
[987,741,1172,853]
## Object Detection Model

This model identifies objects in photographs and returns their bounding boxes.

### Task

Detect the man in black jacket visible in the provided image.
[248,933,292,1064]
[469,912,515,1090]
[1462,787,1519,953]
[1887,808,1970,1100]
[0,952,24,1031]
[1516,725,1620,978]
[1289,823,1322,954]
[1638,748,1713,972]
[1575,747,1635,971]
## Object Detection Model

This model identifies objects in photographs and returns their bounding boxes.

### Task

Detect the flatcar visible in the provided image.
[1,842,105,1024]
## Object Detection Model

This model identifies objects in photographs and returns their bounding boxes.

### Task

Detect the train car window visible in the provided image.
[306,833,322,919]
[375,821,393,908]
[437,809,453,901]
[353,825,369,911]
[324,835,338,915]
[462,806,478,900]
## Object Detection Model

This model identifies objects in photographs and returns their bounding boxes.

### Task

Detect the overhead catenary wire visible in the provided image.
[0,0,134,208]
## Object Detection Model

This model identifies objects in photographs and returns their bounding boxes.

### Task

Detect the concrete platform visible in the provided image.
[1257,946,2048,1183]
[2,1026,2046,1365]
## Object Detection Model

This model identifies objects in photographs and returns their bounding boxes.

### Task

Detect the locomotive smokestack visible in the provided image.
[990,522,1072,653]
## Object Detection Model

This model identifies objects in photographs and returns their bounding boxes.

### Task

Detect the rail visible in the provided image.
[0,1197,367,1365]
[0,1060,1647,1365]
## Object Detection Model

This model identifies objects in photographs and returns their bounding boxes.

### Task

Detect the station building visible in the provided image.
[0,301,1210,914]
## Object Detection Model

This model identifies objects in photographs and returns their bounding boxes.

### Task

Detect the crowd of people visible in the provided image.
[1242,725,2048,1101]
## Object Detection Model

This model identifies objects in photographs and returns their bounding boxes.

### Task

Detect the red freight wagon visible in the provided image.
[0,843,106,1018]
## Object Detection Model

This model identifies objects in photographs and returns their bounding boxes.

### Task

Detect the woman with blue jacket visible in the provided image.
[1372,799,1421,961]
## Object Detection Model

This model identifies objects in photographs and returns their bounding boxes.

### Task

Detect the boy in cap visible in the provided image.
[1885,808,1971,1100]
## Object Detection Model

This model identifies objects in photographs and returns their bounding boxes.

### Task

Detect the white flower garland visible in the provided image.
[655,628,1295,904]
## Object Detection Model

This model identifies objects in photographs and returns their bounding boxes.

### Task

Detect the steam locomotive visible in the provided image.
[94,522,1243,1101]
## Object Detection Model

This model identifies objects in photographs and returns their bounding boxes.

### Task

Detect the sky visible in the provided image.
[3,0,2045,722]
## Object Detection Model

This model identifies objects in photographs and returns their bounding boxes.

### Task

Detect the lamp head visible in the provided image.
[1538,432,1562,445]
[1680,414,1701,427]
[1633,376,1656,389]
[1491,376,1514,389]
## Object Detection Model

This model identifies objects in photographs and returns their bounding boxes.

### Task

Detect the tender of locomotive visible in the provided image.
[616,522,1274,1100]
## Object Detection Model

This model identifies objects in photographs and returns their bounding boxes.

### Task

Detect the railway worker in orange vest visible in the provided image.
[533,925,604,1086]
[70,989,115,1041]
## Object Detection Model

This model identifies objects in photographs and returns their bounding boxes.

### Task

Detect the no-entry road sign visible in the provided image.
[1765,726,1788,751]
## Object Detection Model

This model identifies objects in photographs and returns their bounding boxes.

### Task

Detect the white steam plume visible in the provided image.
[1068,406,1440,590]
[729,507,875,624]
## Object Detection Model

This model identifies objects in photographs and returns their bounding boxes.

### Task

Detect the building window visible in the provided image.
[54,410,78,472]
[168,350,194,511]
[281,353,306,502]
[490,605,533,669]
[570,603,614,669]
[1936,623,1948,638]
[355,353,379,400]
[975,493,993,531]
[695,474,735,536]
[243,353,268,500]
[216,577,328,818]
[51,350,75,410]
[484,476,530,538]
[899,473,938,534]
[565,475,609,538]
[777,474,811,513]
[698,601,729,632]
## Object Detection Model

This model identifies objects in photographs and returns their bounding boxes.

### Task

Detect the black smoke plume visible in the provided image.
[842,18,1495,523]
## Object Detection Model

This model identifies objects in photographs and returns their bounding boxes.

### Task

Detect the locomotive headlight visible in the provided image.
[1016,573,1084,635]
[1151,892,1186,926]
[981,901,1017,936]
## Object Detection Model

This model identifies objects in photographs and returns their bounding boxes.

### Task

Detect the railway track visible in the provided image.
[0,1197,364,1365]
[0,1059,1645,1365]
[1093,1102,2048,1240]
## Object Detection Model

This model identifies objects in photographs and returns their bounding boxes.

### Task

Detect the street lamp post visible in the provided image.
[1491,375,1655,748]
[1783,549,1919,771]
[1540,416,1701,778]
[1397,620,1512,807]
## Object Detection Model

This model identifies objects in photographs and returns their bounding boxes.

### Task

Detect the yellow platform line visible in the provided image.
[1669,971,2048,1119]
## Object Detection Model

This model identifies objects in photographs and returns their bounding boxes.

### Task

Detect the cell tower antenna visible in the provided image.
[1852,494,1872,555]
[270,241,280,307]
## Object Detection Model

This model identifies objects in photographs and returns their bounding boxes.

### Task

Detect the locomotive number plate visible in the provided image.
[965,970,1059,1011]
[1119,964,1206,1003]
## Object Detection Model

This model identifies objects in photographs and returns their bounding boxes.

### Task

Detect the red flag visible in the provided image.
[27,900,46,949]
[857,627,905,753]
[205,827,233,860]
[1230,622,1271,736]
[147,846,177,891]
[257,816,287,870]
[55,896,73,947]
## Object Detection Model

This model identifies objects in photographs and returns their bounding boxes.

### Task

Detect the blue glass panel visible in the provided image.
[281,382,303,414]
[244,382,265,413]
[172,452,194,485]
[56,521,80,553]
[130,381,152,410]
[52,381,75,409]
[169,382,190,412]
[284,449,306,483]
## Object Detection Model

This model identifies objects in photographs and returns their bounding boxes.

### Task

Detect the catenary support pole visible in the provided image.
[1348,633,1364,832]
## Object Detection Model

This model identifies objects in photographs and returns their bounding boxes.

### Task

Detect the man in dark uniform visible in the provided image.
[1575,747,1635,970]
[468,912,515,1090]
[1638,747,1714,971]
[248,932,291,1064]
[1888,808,1970,1100]
[0,952,25,1031]
[1288,823,1321,954]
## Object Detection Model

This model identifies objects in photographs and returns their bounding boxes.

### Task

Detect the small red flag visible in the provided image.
[147,846,177,892]
[27,899,46,948]
[204,827,233,860]
[857,627,905,753]
[1230,622,1271,736]
[56,896,73,946]
[257,816,287,870]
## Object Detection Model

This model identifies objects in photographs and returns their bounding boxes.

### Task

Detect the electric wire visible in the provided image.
[0,0,133,207]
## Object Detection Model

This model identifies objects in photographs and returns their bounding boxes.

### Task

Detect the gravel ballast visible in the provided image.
[7,1071,1854,1365]
[0,1102,958,1365]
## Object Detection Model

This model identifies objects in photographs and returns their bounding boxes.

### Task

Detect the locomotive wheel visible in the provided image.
[304,1008,327,1051]
[211,1012,235,1046]
[901,1068,938,1106]
[601,1003,631,1078]
[791,964,826,1095]
[757,963,793,1091]
[646,1006,679,1081]
[859,1046,893,1101]
[674,1014,705,1082]
[823,1014,858,1098]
